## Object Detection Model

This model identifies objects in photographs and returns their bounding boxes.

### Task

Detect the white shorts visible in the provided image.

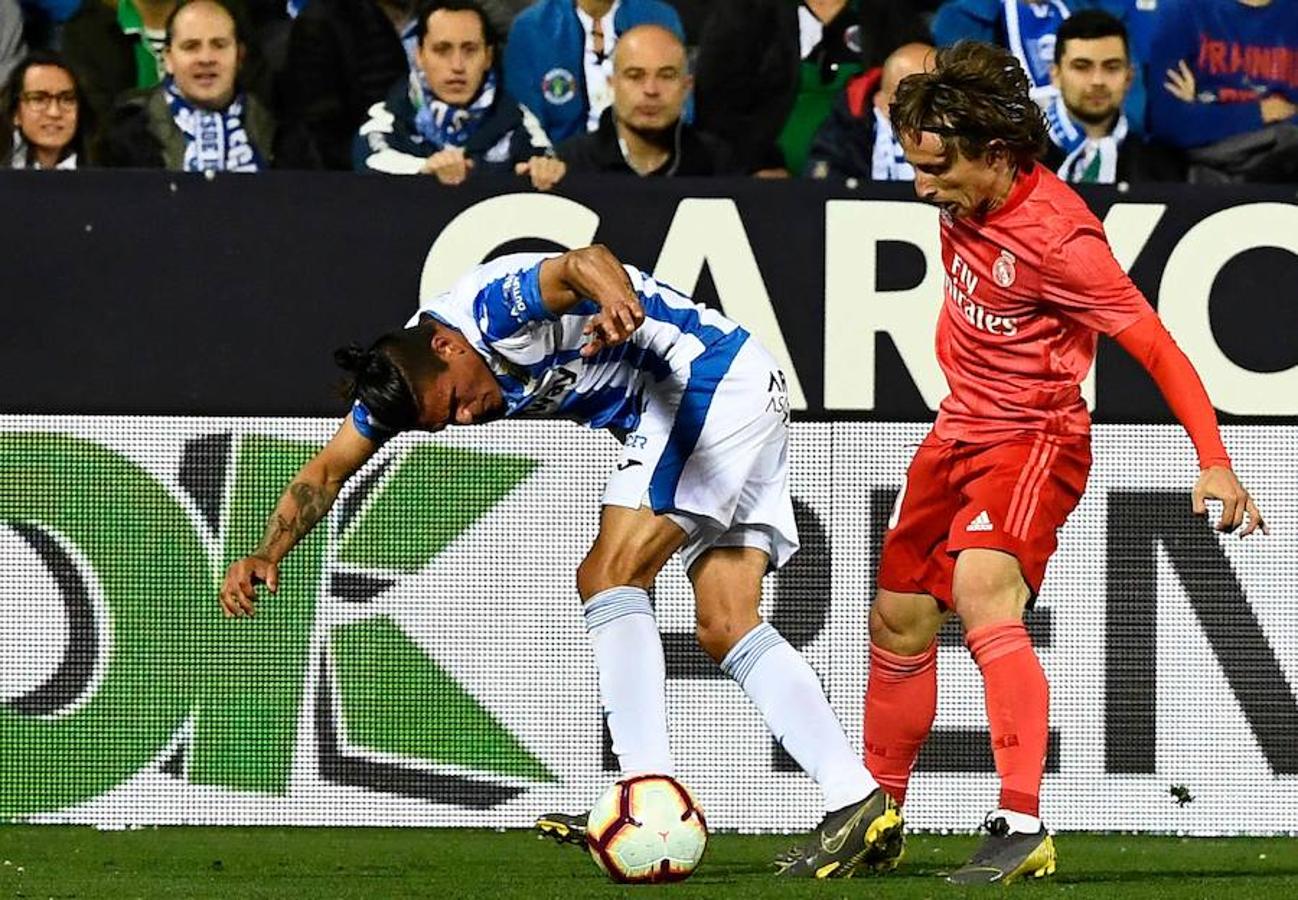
[602,333,800,573]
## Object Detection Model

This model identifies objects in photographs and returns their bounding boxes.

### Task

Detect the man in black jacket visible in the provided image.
[557,24,736,176]
[353,0,562,189]
[61,0,269,124]
[98,0,311,170]
[1042,10,1183,184]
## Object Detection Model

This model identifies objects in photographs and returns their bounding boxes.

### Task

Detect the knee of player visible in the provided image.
[951,569,1030,627]
[869,604,931,655]
[869,592,946,654]
[694,617,741,664]
[575,551,653,601]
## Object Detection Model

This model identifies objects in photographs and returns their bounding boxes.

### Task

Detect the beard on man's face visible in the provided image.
[1066,96,1121,126]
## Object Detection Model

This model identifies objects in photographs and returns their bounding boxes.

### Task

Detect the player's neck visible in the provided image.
[980,165,1019,217]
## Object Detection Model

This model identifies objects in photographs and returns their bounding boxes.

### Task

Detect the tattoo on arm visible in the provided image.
[253,481,332,559]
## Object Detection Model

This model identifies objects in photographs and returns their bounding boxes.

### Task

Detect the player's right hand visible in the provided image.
[1192,466,1267,538]
[219,556,279,618]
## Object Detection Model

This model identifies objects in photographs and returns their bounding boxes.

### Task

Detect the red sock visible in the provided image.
[864,641,937,806]
[966,622,1049,818]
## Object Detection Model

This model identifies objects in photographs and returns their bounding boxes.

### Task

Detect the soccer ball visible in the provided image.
[585,774,708,883]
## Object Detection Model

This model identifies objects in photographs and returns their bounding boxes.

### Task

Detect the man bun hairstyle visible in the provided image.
[335,319,445,433]
[890,40,1047,170]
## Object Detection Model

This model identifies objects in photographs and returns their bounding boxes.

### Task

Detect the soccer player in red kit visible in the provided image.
[862,42,1267,885]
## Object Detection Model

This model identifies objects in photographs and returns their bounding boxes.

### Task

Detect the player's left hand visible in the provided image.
[1192,466,1267,537]
[516,156,567,191]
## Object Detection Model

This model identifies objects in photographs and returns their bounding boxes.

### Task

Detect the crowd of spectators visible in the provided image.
[2,0,1296,184]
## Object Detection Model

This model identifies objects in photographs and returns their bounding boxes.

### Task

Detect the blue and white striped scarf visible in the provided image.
[164,78,263,173]
[410,69,497,149]
[1046,94,1128,183]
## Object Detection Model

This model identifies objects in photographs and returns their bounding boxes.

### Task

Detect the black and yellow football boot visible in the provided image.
[773,787,905,879]
[947,813,1056,885]
[535,811,587,847]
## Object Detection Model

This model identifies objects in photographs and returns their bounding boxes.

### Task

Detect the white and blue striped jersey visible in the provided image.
[351,253,750,439]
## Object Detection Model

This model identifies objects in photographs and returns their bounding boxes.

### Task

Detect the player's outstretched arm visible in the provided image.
[537,245,645,357]
[1113,315,1267,538]
[219,419,378,618]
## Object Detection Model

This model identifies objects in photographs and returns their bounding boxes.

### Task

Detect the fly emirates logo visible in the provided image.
[944,252,1020,336]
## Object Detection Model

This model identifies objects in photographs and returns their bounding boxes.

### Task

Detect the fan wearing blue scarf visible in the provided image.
[162,0,263,172]
[1038,8,1184,184]
[1043,10,1130,181]
[354,0,564,189]
[96,0,299,171]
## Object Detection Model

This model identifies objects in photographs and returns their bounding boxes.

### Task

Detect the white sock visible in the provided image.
[583,586,673,776]
[721,622,878,811]
[993,808,1043,834]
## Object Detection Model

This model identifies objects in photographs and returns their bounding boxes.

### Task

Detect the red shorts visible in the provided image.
[877,430,1091,609]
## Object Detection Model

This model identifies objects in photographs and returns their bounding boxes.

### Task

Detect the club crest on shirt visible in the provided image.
[993,250,1017,288]
[946,252,1020,336]
[542,68,577,104]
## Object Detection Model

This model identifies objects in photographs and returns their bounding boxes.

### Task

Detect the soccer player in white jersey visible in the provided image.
[219,244,902,878]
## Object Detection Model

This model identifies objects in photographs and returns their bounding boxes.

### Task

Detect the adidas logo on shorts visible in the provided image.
[966,510,994,532]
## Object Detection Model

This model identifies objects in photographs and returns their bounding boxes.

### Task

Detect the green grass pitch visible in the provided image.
[1,827,1294,899]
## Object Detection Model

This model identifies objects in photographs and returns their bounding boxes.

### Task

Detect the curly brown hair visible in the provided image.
[889,41,1047,169]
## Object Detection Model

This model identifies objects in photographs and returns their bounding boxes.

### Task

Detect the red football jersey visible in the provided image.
[934,165,1153,443]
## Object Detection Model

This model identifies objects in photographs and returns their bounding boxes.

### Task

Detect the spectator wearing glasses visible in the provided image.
[3,50,92,169]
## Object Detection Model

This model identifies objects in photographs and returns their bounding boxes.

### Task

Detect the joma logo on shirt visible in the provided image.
[945,253,1019,336]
